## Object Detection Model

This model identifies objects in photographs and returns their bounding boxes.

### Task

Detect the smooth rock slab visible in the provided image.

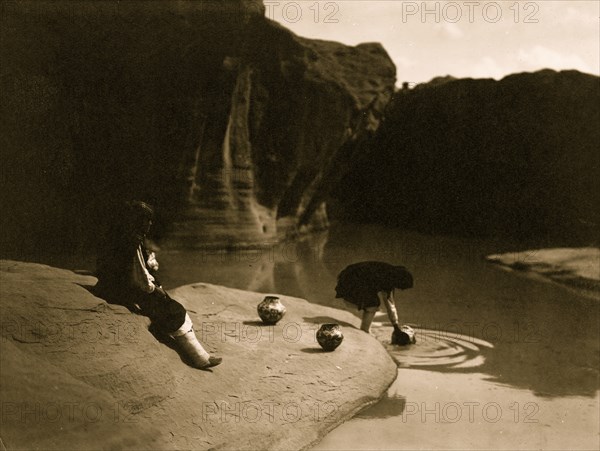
[0,260,396,450]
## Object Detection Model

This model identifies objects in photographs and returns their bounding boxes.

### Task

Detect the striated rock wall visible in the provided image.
[335,69,600,242]
[0,1,396,253]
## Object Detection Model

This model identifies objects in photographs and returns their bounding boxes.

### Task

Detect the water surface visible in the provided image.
[159,223,599,399]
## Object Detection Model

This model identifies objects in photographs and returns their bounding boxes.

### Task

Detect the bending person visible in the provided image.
[95,200,222,369]
[335,261,415,344]
[358,289,401,334]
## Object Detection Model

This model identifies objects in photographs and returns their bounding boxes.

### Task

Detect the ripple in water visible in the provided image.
[374,327,494,369]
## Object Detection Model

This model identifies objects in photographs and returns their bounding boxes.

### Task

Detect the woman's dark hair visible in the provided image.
[119,200,155,243]
[125,200,154,221]
[95,200,155,291]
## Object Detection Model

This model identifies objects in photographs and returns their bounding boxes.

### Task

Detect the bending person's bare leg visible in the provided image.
[360,307,378,333]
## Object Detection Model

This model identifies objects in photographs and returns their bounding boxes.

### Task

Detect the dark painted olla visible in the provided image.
[316,323,344,352]
[257,296,286,325]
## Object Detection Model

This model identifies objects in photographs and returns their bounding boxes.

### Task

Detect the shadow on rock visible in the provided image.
[242,320,275,327]
[302,316,356,328]
[300,347,327,354]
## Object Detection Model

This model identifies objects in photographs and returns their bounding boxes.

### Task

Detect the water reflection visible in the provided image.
[156,223,599,398]
[375,327,493,370]
[355,393,407,420]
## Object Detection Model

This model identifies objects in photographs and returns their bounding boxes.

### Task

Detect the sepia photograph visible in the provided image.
[1,1,598,449]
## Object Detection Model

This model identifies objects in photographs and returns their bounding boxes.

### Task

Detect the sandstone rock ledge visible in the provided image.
[0,260,396,450]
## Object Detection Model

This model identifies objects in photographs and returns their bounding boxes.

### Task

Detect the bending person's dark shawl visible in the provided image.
[335,261,413,310]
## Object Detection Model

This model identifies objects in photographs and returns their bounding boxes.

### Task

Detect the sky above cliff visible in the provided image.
[269,0,599,85]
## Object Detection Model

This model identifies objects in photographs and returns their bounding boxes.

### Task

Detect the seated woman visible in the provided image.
[335,261,415,345]
[95,200,222,369]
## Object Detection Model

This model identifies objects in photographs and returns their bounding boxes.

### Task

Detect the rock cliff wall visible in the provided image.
[0,1,396,253]
[335,70,600,242]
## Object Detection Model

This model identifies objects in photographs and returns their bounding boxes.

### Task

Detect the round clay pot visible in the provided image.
[257,296,286,325]
[391,325,417,346]
[316,323,344,352]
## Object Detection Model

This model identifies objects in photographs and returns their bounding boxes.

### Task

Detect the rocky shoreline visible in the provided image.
[0,260,396,450]
[486,247,600,299]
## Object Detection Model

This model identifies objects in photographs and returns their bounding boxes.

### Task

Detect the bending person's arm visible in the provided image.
[381,290,399,327]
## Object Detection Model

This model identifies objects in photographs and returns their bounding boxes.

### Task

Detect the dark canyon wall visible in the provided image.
[335,70,600,242]
[0,1,396,253]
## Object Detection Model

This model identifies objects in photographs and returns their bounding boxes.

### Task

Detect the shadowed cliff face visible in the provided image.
[0,1,396,253]
[335,70,600,242]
